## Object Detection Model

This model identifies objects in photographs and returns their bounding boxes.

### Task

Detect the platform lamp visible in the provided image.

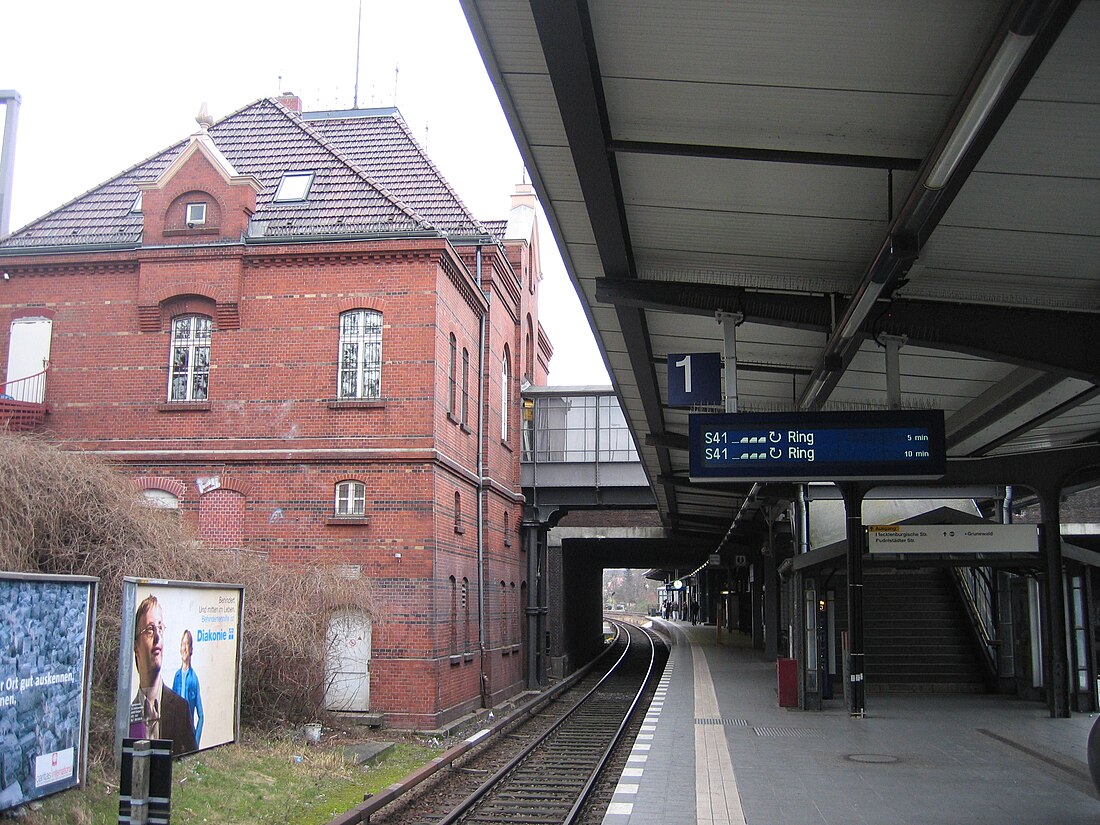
[923,1,1046,190]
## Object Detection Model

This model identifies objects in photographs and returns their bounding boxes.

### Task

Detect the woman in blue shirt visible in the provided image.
[172,629,204,747]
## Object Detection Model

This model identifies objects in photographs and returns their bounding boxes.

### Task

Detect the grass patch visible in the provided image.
[15,731,443,825]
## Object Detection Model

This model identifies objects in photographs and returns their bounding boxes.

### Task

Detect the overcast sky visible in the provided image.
[1,0,609,385]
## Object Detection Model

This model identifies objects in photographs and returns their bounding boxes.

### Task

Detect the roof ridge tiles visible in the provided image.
[2,96,497,250]
[386,112,487,236]
[266,99,434,232]
[2,136,186,240]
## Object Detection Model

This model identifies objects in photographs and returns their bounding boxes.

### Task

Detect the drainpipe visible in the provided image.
[476,246,490,708]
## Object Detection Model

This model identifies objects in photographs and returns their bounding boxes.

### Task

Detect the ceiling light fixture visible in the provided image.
[924,5,1043,190]
[838,280,887,340]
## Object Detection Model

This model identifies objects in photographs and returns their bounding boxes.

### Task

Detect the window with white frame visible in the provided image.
[274,172,314,202]
[334,480,366,516]
[338,309,383,399]
[185,202,207,225]
[168,315,211,401]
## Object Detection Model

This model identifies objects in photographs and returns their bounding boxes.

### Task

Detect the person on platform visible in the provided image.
[172,629,204,747]
[129,595,198,756]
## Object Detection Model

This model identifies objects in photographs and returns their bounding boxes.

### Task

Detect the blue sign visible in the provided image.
[689,409,945,481]
[667,352,722,407]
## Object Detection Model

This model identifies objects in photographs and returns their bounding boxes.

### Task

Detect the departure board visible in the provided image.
[689,410,945,482]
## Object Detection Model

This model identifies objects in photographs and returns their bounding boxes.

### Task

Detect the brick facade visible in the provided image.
[0,101,551,729]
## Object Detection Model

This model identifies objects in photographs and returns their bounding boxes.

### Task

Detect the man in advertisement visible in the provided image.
[129,595,197,756]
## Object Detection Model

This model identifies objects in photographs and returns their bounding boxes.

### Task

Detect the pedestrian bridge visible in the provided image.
[521,386,653,519]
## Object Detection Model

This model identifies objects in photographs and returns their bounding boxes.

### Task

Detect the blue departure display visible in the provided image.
[689,410,945,481]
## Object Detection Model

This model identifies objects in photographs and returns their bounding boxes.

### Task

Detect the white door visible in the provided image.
[324,610,372,712]
[5,316,51,401]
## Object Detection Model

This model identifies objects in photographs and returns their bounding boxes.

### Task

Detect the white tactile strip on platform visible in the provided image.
[601,664,675,822]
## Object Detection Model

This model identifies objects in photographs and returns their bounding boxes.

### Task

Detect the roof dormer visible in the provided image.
[138,103,262,246]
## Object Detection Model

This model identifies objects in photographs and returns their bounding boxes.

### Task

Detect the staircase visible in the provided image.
[1,368,49,431]
[863,567,988,693]
[0,398,46,431]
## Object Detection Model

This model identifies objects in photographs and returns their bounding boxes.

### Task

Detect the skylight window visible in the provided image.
[186,202,207,225]
[131,192,143,213]
[274,172,314,202]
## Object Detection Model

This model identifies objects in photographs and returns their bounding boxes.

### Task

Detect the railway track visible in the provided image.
[329,619,667,825]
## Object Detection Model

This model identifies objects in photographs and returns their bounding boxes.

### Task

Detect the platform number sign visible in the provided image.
[667,352,722,407]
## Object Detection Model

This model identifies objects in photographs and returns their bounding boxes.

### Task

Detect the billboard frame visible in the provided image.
[114,578,244,765]
[0,571,98,811]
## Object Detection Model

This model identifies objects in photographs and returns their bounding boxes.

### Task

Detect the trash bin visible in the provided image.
[777,658,798,707]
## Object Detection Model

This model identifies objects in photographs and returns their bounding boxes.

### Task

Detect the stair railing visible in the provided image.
[1,364,48,403]
[952,565,999,680]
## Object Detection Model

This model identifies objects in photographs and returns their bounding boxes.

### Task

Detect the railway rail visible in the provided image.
[328,618,667,825]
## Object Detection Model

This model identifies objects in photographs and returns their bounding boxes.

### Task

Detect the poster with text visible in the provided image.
[114,579,243,760]
[0,573,97,811]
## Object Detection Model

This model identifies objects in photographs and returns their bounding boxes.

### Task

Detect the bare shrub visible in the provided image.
[0,431,375,757]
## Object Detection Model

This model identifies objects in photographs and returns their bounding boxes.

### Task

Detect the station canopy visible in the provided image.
[462,0,1100,542]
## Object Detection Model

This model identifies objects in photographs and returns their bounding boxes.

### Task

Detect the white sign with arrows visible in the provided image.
[868,524,1039,554]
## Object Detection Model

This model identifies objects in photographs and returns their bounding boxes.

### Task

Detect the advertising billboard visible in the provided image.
[114,579,243,760]
[0,572,98,811]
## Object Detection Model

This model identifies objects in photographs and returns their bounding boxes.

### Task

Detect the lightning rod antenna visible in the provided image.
[353,0,363,108]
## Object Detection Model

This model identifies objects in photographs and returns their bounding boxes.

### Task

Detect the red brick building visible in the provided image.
[0,96,553,729]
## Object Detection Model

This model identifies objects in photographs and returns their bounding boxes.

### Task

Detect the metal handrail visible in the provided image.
[1,364,48,403]
[953,566,999,672]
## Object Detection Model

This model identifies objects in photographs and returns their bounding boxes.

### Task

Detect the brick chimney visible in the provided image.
[277,92,303,113]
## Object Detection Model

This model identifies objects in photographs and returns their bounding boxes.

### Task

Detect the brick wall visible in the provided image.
[0,231,537,728]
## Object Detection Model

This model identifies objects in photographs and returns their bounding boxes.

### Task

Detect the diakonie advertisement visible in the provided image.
[0,573,98,811]
[114,579,243,760]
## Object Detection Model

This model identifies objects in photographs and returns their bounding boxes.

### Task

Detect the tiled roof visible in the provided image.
[481,219,508,240]
[0,98,494,251]
[305,108,488,237]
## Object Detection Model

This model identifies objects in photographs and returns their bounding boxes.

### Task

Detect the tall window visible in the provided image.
[501,346,511,440]
[454,491,463,533]
[334,480,366,516]
[448,333,457,415]
[168,314,211,401]
[338,310,382,399]
[461,348,470,425]
[525,316,534,381]
[462,578,471,653]
[450,576,458,655]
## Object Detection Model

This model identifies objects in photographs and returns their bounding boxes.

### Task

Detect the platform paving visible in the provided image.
[603,618,1099,824]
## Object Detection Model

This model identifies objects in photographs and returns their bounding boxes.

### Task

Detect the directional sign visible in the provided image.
[868,524,1038,554]
[689,409,945,482]
[667,352,722,407]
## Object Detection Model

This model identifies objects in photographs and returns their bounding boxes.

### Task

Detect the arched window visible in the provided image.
[511,581,518,644]
[501,346,511,440]
[338,310,382,399]
[143,489,179,509]
[461,348,470,425]
[449,576,458,656]
[525,315,534,381]
[448,333,457,415]
[454,491,463,533]
[168,314,211,401]
[335,480,366,516]
[462,578,471,653]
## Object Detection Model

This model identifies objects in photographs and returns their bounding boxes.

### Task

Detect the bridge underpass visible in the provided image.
[521,386,1100,722]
